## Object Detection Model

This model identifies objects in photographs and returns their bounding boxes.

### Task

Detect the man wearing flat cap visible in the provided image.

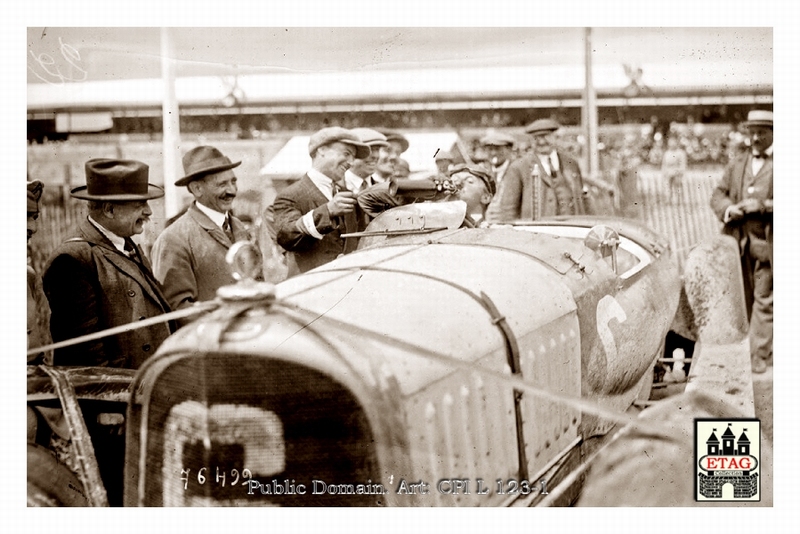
[27,180,52,365]
[43,159,174,369]
[480,131,517,223]
[710,110,774,373]
[151,146,251,314]
[496,118,586,222]
[435,150,454,176]
[374,129,410,184]
[346,128,389,194]
[343,128,390,247]
[357,164,496,227]
[449,164,497,227]
[272,126,371,276]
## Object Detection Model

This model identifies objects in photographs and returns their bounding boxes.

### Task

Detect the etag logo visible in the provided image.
[695,419,760,501]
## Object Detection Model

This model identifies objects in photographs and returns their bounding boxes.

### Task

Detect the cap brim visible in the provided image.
[175,160,242,186]
[365,140,390,149]
[341,141,371,160]
[70,184,165,201]
[393,139,410,153]
[525,127,558,135]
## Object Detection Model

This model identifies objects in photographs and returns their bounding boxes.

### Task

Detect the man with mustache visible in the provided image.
[43,159,174,368]
[152,146,251,314]
[496,118,586,222]
[272,127,370,276]
[710,110,773,374]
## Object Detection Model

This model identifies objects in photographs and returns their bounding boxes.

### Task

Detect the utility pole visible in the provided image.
[161,27,181,220]
[583,27,600,182]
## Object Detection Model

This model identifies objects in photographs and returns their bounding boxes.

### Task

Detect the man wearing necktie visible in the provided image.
[151,146,250,315]
[346,128,389,195]
[496,118,586,222]
[43,159,174,369]
[710,110,774,373]
[272,127,371,276]
[345,128,391,244]
[480,131,517,223]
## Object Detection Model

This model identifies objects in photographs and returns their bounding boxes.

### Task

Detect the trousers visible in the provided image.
[748,258,773,361]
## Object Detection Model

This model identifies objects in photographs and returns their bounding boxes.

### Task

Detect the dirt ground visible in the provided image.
[652,366,773,442]
[752,367,773,441]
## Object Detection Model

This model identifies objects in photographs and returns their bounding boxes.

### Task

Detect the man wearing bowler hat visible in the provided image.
[43,159,174,369]
[496,118,586,222]
[271,126,370,276]
[710,110,773,373]
[151,146,251,314]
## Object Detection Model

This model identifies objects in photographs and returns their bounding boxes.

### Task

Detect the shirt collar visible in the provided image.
[87,215,127,253]
[535,150,559,172]
[755,145,774,157]
[307,168,336,200]
[493,159,510,175]
[345,169,365,193]
[194,201,228,228]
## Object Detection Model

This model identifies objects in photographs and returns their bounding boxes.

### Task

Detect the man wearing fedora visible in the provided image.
[43,159,174,369]
[480,131,517,223]
[711,110,774,373]
[271,127,370,276]
[151,146,251,313]
[496,118,586,222]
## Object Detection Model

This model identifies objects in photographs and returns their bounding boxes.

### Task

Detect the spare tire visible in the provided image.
[27,443,89,507]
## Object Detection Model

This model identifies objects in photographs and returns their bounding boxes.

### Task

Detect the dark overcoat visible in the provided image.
[43,218,174,368]
[710,151,773,315]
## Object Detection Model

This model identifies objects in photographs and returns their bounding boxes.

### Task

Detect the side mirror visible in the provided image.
[584,225,621,274]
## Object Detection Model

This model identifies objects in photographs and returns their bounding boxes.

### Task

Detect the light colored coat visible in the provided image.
[151,202,250,312]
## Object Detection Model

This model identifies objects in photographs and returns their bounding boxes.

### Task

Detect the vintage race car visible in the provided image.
[28,202,685,507]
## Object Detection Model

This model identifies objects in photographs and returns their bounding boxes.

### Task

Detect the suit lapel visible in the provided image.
[755,158,773,182]
[79,220,168,310]
[530,153,554,188]
[188,203,232,249]
[301,175,330,207]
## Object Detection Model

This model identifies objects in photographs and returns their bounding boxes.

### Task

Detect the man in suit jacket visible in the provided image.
[43,159,174,369]
[344,128,390,243]
[710,110,773,373]
[496,118,586,222]
[272,127,370,276]
[374,129,410,184]
[151,146,251,314]
[480,131,517,223]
